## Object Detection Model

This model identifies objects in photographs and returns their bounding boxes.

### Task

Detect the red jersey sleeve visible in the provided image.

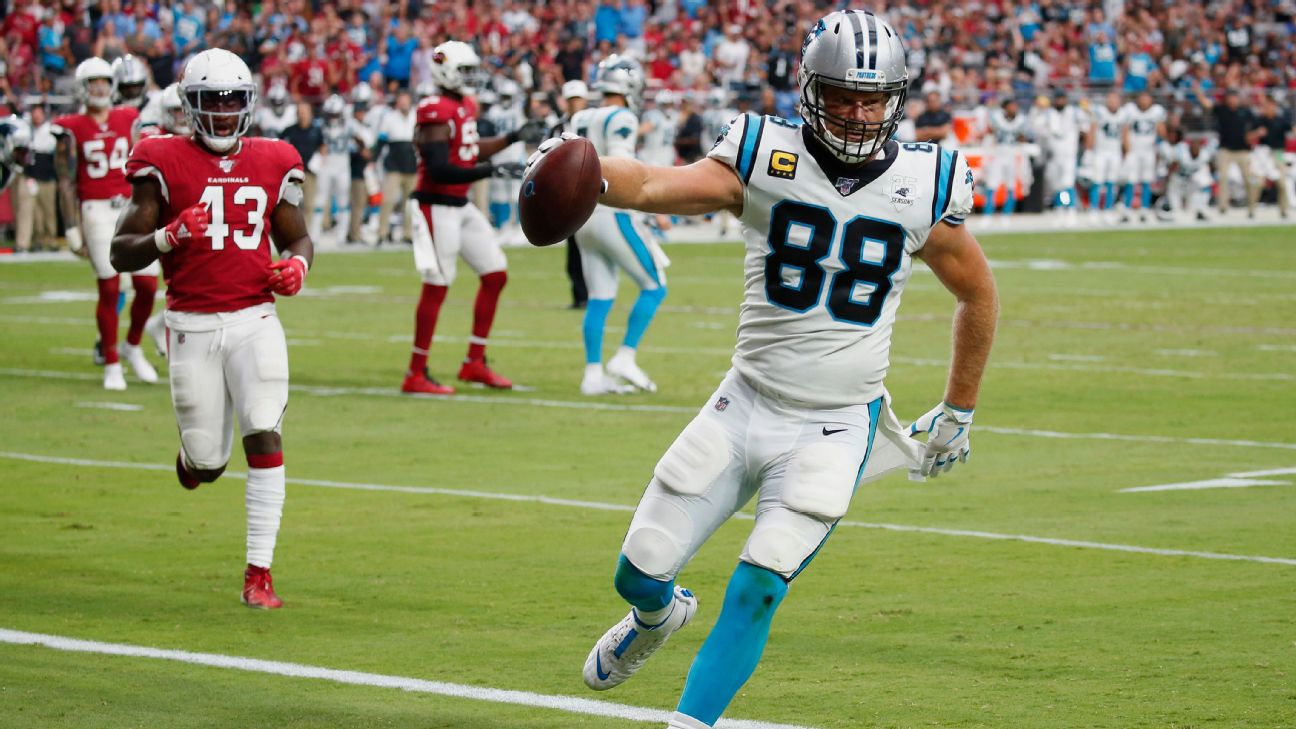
[124,135,172,204]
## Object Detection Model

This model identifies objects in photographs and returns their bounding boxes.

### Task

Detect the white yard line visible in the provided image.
[1119,467,1296,493]
[0,628,814,729]
[3,366,1296,452]
[73,401,143,412]
[3,450,1293,567]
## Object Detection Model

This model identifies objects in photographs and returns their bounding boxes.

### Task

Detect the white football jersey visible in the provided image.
[573,104,639,216]
[707,114,974,407]
[639,107,677,166]
[1168,142,1213,180]
[485,102,527,164]
[989,109,1031,146]
[1038,105,1086,152]
[1123,103,1165,146]
[256,104,299,138]
[1092,105,1126,155]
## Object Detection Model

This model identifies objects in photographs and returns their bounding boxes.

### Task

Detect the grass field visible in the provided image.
[1,226,1294,729]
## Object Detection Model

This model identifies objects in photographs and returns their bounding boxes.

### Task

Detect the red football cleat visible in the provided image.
[401,369,455,395]
[241,565,283,609]
[458,358,513,389]
[176,452,201,490]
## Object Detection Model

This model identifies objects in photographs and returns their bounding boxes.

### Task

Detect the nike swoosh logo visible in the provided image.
[822,427,847,436]
[595,653,611,681]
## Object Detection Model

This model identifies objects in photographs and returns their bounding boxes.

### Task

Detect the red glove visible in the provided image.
[268,255,308,296]
[156,203,211,253]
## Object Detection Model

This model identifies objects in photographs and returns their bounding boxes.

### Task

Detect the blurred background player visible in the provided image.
[400,41,535,395]
[0,117,34,193]
[110,55,152,111]
[344,87,377,246]
[255,84,298,138]
[53,57,160,391]
[1249,95,1292,220]
[699,87,737,238]
[1037,90,1086,226]
[1161,132,1213,222]
[313,94,352,241]
[982,97,1031,226]
[113,48,314,610]
[484,79,527,245]
[569,56,668,395]
[638,90,678,167]
[1119,91,1167,222]
[1087,91,1126,222]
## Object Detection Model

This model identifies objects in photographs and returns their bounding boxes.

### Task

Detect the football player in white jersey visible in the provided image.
[700,88,739,238]
[485,80,527,240]
[530,11,997,729]
[255,84,298,138]
[569,56,669,395]
[983,96,1031,224]
[1119,91,1166,222]
[1162,132,1214,221]
[1037,90,1087,225]
[639,90,678,167]
[1088,92,1127,221]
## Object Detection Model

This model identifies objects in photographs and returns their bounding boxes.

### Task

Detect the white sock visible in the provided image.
[613,345,636,363]
[585,363,603,377]
[246,465,285,568]
[667,712,712,729]
[634,595,676,628]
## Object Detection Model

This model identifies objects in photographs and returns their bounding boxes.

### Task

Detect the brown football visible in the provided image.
[518,137,603,247]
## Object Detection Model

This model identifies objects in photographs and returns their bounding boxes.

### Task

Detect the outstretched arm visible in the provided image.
[600,156,744,216]
[915,221,999,409]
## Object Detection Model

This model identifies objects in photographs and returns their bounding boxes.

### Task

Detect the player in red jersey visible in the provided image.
[54,57,159,391]
[401,41,538,395]
[111,49,314,610]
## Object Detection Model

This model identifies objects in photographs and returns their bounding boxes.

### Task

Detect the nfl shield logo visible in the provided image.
[714,396,730,412]
[835,176,858,196]
[218,159,236,173]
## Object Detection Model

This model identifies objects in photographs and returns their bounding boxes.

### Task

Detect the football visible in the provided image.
[518,137,603,247]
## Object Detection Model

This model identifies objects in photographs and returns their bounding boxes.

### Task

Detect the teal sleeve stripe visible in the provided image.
[932,147,954,225]
[615,212,661,286]
[736,114,764,183]
[602,108,630,139]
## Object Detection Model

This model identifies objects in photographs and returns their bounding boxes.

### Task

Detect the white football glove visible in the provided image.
[524,132,609,193]
[908,402,975,478]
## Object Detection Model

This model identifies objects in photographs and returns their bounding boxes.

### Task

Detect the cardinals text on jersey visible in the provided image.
[125,136,305,313]
[708,113,974,407]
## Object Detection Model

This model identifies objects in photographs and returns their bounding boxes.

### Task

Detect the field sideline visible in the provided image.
[1,226,1293,728]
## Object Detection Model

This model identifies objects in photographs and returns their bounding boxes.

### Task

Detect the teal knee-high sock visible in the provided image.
[622,287,666,350]
[614,554,674,613]
[583,299,614,365]
[675,561,788,726]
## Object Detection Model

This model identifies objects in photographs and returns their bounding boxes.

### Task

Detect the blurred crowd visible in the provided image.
[1,0,1294,251]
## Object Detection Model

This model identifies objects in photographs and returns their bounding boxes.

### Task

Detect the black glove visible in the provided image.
[516,118,548,145]
[492,161,528,179]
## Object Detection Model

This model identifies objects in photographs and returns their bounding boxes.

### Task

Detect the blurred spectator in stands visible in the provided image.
[173,0,206,58]
[383,20,417,90]
[556,36,587,83]
[92,20,127,64]
[594,0,620,46]
[678,35,706,88]
[914,91,954,144]
[713,25,748,91]
[766,34,797,120]
[38,11,73,77]
[620,0,648,56]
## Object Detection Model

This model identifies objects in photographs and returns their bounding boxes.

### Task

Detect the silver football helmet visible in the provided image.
[799,9,909,164]
[111,54,150,108]
[159,83,191,136]
[0,117,33,174]
[593,55,644,114]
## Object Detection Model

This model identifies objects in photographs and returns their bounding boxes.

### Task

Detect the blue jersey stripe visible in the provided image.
[736,114,764,183]
[615,212,661,286]
[932,147,954,225]
[602,108,630,140]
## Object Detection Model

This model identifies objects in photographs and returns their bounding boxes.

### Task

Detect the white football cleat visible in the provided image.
[606,348,657,392]
[583,586,696,691]
[144,314,168,358]
[103,362,127,391]
[121,343,159,384]
[581,367,635,396]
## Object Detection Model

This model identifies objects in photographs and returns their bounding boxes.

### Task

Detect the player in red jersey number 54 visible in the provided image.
[110,49,315,610]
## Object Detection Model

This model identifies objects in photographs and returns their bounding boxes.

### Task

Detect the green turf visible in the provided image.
[1,226,1294,728]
